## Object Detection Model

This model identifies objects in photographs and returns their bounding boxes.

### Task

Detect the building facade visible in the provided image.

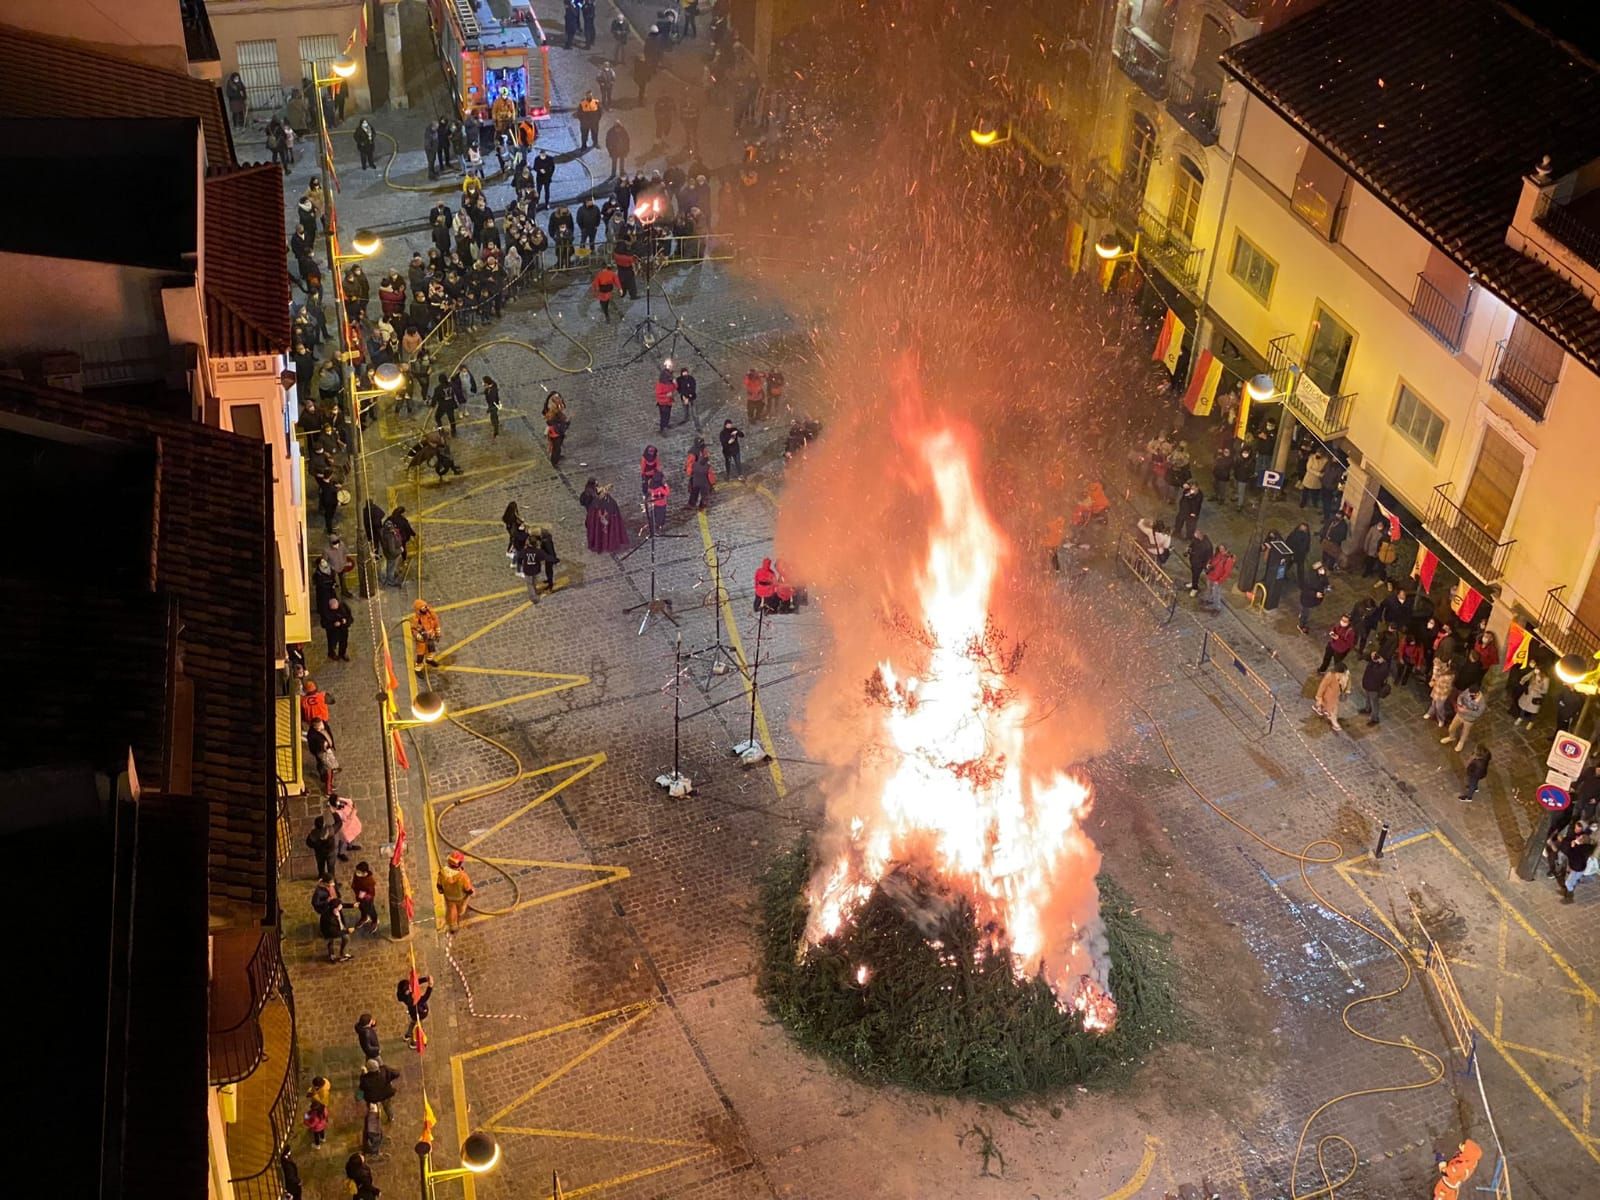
[208,0,371,113]
[1200,0,1600,653]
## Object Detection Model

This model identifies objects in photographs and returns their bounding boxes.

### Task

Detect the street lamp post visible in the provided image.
[415,1131,501,1200]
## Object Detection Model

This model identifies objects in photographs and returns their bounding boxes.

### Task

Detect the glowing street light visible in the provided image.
[415,1130,501,1197]
[1094,231,1139,261]
[969,121,1009,147]
[329,56,359,80]
[410,690,446,724]
[1247,372,1278,401]
[371,362,406,392]
[349,228,383,257]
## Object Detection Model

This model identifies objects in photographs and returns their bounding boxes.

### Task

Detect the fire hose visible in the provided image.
[1132,702,1445,1200]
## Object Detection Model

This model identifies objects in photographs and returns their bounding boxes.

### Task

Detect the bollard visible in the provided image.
[1374,820,1390,859]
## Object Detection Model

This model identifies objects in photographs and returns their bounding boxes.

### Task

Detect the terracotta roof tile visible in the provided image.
[205,165,293,357]
[0,23,234,168]
[0,380,274,907]
[1223,0,1600,372]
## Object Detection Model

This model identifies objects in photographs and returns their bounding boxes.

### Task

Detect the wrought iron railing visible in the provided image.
[226,946,297,1200]
[1111,174,1146,224]
[1536,200,1600,272]
[1539,586,1600,662]
[208,925,281,1086]
[1114,25,1170,99]
[1425,484,1516,581]
[1489,338,1558,419]
[1167,73,1221,145]
[1137,205,1205,292]
[1410,273,1469,350]
[1265,333,1354,438]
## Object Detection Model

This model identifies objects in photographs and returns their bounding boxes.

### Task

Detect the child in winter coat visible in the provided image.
[1313,665,1351,731]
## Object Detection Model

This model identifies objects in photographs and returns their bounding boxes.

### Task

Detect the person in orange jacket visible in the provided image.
[300,678,332,726]
[753,557,778,613]
[435,850,474,933]
[1432,1139,1481,1200]
[411,599,442,673]
[1072,481,1110,526]
[654,368,676,432]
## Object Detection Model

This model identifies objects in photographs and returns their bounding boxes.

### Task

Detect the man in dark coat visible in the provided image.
[359,1059,401,1121]
[605,121,631,178]
[1286,521,1311,588]
[1175,482,1204,541]
[1297,563,1328,634]
[322,595,353,661]
[533,149,555,208]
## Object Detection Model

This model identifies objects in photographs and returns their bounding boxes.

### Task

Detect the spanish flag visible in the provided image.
[1503,621,1531,672]
[1182,350,1223,416]
[1415,546,1439,593]
[420,1088,437,1147]
[1152,308,1185,374]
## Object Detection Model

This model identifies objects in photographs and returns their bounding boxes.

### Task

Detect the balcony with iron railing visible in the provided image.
[1136,205,1205,293]
[209,924,282,1085]
[1410,273,1469,351]
[1166,73,1221,146]
[1425,483,1516,582]
[1489,338,1558,420]
[222,938,297,1200]
[1265,333,1355,439]
[1114,25,1170,100]
[1535,199,1600,273]
[1539,586,1600,663]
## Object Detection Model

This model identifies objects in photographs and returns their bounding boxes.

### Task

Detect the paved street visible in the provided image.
[264,6,1600,1199]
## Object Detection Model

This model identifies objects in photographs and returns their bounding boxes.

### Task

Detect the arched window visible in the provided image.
[1170,155,1204,241]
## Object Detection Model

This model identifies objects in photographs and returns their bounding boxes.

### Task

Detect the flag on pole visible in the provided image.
[1415,546,1439,593]
[1182,350,1223,416]
[1374,501,1402,542]
[420,1089,437,1147]
[393,726,410,770]
[1503,621,1531,672]
[1152,309,1186,374]
[1234,382,1252,441]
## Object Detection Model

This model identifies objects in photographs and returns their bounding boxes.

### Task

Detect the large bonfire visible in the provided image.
[800,420,1117,1033]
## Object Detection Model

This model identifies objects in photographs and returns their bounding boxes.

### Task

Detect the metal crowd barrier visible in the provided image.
[1116,531,1178,624]
[1197,630,1279,734]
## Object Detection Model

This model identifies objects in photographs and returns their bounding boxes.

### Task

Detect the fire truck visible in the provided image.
[428,0,551,121]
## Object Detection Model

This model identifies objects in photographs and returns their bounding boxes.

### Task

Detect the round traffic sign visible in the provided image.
[1537,783,1571,812]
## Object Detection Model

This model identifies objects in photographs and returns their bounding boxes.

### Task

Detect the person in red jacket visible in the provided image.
[1319,614,1359,673]
[648,471,670,532]
[592,262,620,321]
[753,557,778,613]
[654,368,676,432]
[744,368,766,421]
[1201,543,1235,612]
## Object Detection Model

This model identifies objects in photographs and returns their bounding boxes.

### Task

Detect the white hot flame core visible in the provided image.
[803,428,1116,1029]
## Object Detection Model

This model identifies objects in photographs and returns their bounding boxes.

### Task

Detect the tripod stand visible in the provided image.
[626,247,665,352]
[732,605,769,764]
[653,633,694,797]
[620,498,686,634]
[688,538,743,684]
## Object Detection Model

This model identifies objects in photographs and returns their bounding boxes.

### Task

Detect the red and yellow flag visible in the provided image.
[1503,621,1530,672]
[420,1088,437,1147]
[1234,383,1252,441]
[1182,350,1223,416]
[1152,309,1185,374]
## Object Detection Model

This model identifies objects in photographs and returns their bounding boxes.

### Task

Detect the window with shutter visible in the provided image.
[1461,427,1522,538]
[1293,144,1349,240]
[1494,316,1563,417]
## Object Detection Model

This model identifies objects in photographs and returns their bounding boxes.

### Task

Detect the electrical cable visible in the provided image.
[1132,701,1446,1200]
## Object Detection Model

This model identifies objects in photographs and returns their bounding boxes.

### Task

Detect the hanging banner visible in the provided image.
[1182,350,1223,416]
[1452,580,1484,623]
[1504,621,1531,672]
[1152,309,1186,374]
[1375,501,1402,542]
[1234,383,1252,441]
[1415,546,1439,593]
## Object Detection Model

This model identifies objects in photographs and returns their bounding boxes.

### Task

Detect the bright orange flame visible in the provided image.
[803,424,1116,1030]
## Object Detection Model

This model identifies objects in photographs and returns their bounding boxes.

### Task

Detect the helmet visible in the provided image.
[447,851,465,867]
[414,599,430,612]
[302,679,318,694]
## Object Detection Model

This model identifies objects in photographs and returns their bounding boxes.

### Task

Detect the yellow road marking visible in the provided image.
[456,863,629,926]
[1498,1039,1596,1070]
[485,1003,656,1126]
[1375,830,1436,856]
[428,533,505,554]
[413,459,546,519]
[1099,1135,1160,1200]
[431,586,527,614]
[455,1001,655,1063]
[449,754,607,849]
[558,1151,717,1199]
[719,478,780,507]
[450,1028,475,1200]
[435,600,532,661]
[446,679,589,719]
[1336,850,1600,1167]
[485,1126,702,1148]
[696,510,786,799]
